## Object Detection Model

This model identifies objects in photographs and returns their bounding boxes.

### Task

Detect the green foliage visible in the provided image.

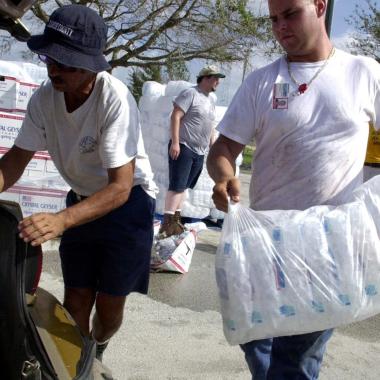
[129,58,190,102]
[128,65,162,103]
[163,58,190,82]
[347,0,380,62]
[241,144,255,171]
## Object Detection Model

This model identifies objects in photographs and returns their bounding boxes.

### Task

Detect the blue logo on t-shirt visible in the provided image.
[79,136,97,153]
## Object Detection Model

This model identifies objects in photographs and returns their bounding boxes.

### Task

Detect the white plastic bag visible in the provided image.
[216,176,380,345]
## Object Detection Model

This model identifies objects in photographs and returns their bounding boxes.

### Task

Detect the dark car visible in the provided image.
[0,200,113,379]
[0,0,36,41]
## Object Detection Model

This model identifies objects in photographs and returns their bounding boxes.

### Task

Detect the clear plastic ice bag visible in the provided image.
[216,176,380,345]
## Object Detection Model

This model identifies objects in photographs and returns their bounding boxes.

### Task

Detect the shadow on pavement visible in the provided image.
[148,229,221,313]
[337,314,380,343]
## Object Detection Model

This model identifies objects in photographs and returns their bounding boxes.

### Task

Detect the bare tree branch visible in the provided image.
[346,0,380,62]
[24,0,272,71]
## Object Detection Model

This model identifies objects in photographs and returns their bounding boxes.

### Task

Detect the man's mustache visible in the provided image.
[49,76,64,84]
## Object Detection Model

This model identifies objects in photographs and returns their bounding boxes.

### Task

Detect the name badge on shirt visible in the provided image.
[272,83,289,110]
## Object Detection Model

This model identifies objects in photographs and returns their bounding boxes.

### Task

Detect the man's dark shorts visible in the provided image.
[168,142,204,192]
[59,185,155,296]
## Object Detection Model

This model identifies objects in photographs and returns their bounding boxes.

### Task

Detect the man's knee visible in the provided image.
[64,287,96,313]
[63,287,96,334]
[95,293,126,331]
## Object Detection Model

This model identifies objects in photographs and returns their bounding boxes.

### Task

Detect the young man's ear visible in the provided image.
[315,0,327,18]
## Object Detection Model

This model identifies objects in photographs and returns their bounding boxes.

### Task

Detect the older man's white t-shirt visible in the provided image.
[15,71,156,198]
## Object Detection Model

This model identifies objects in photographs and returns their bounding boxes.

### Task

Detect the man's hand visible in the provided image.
[212,177,240,212]
[169,141,180,160]
[18,212,66,246]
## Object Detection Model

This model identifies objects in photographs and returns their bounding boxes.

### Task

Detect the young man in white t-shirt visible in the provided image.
[0,5,157,362]
[207,0,380,378]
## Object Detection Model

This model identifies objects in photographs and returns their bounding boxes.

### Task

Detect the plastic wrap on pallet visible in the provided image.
[139,80,241,220]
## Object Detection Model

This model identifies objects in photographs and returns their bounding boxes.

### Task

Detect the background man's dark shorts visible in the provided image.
[59,185,155,296]
[168,142,204,192]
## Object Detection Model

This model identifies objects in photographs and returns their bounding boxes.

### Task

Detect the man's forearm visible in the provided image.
[207,138,238,183]
[59,181,132,230]
[170,106,184,144]
[18,160,136,246]
[207,136,244,210]
[171,118,180,144]
[58,161,135,230]
[0,171,4,193]
[0,167,24,192]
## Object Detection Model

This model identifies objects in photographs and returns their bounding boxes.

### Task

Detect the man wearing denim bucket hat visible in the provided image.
[0,4,157,362]
[158,64,225,238]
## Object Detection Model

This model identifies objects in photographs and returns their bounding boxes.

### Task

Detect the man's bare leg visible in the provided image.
[63,287,96,336]
[92,293,126,342]
[164,190,185,212]
[91,293,126,360]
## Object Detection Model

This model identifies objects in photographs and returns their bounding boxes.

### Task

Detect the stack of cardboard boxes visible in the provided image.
[0,64,69,216]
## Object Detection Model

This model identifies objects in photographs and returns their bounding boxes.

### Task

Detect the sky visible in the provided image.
[331,0,363,37]
[246,0,367,38]
[0,0,375,106]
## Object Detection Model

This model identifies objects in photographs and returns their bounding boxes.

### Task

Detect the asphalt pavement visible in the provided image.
[40,171,380,380]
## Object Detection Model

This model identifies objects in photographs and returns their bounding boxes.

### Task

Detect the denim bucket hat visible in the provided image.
[27,4,111,73]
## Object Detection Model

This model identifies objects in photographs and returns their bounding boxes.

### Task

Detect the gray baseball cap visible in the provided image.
[197,64,225,78]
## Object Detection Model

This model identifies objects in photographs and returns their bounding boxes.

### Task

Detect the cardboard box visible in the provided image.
[0,147,58,179]
[0,186,67,217]
[0,70,68,218]
[0,76,39,112]
[0,112,24,148]
[24,151,51,177]
[0,76,16,110]
[0,147,68,217]
[151,230,197,273]
[45,159,59,174]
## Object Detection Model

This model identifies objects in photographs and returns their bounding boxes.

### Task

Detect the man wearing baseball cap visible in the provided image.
[0,4,157,362]
[158,64,225,238]
[197,65,226,79]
